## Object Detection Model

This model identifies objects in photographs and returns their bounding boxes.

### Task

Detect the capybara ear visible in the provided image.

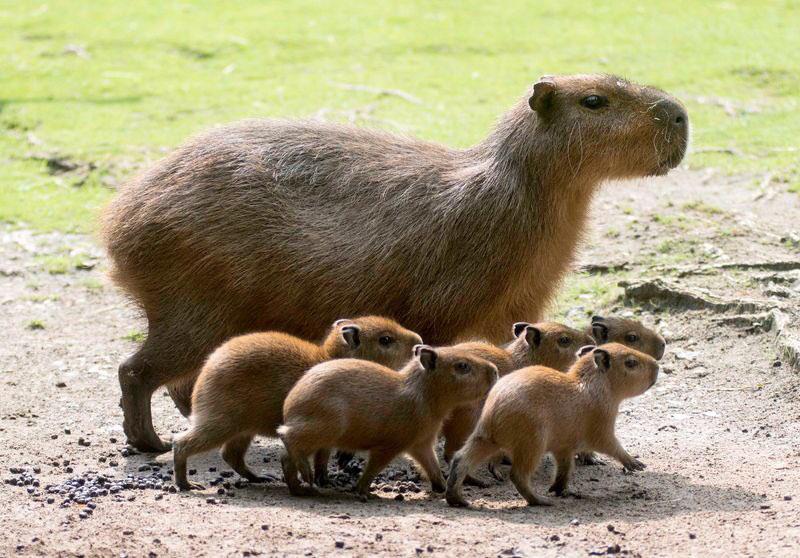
[576,345,596,358]
[524,326,542,348]
[591,315,606,324]
[341,325,361,349]
[513,322,532,338]
[417,346,438,371]
[334,318,353,327]
[593,348,611,372]
[529,76,556,113]
[592,322,609,343]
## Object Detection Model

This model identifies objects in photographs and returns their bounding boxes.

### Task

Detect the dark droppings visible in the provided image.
[5,466,183,518]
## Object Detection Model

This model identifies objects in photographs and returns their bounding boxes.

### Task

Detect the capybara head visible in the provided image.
[322,316,422,369]
[507,321,596,372]
[585,343,659,400]
[412,344,498,407]
[589,315,666,360]
[528,74,688,179]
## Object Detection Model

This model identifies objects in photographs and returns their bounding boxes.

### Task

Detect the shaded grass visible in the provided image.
[1,0,799,232]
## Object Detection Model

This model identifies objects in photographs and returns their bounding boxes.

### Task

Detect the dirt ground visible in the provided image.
[1,169,799,557]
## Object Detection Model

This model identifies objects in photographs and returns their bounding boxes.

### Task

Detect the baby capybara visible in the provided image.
[588,315,666,360]
[172,316,420,491]
[278,345,498,501]
[102,74,688,452]
[446,344,659,507]
[442,321,595,462]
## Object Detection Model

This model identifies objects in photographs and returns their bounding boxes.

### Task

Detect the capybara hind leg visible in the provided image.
[172,427,226,491]
[118,349,171,453]
[407,442,446,493]
[549,450,575,497]
[313,449,332,486]
[445,436,498,507]
[509,446,551,507]
[356,449,398,502]
[221,434,274,483]
[281,452,318,497]
[167,375,197,418]
[442,405,479,462]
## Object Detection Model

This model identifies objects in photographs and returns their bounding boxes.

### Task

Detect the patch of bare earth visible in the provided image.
[1,169,799,557]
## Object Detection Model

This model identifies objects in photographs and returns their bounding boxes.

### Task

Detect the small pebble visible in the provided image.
[334,541,345,549]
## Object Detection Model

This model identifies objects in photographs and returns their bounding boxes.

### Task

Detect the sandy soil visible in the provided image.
[1,169,799,557]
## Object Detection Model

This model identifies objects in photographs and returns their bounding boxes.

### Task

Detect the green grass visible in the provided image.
[1,0,799,232]
[122,331,146,343]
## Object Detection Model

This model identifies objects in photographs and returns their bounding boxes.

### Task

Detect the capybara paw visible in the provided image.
[623,458,646,472]
[430,481,446,494]
[178,481,205,492]
[445,492,469,508]
[487,465,507,482]
[576,452,604,466]
[127,434,172,454]
[463,474,490,489]
[526,495,553,507]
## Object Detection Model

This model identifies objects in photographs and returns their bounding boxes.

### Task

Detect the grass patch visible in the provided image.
[122,331,146,343]
[27,320,46,330]
[553,274,624,321]
[2,1,799,232]
[681,201,725,215]
[80,277,104,292]
[36,254,87,275]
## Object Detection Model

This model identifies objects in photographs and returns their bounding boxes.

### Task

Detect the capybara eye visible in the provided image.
[455,362,471,374]
[558,335,571,347]
[624,357,638,369]
[625,333,639,343]
[379,335,394,347]
[580,95,607,109]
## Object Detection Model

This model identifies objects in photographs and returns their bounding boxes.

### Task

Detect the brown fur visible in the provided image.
[588,315,666,360]
[101,74,687,451]
[277,346,498,500]
[442,321,595,462]
[446,343,659,507]
[171,316,421,490]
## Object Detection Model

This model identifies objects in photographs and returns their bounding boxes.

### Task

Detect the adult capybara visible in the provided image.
[102,73,688,451]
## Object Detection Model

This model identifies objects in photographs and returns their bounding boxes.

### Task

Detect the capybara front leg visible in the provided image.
[118,350,171,453]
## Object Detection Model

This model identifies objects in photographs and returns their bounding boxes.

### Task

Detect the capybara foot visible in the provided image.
[445,490,469,508]
[178,481,205,492]
[487,462,507,482]
[463,474,490,489]
[576,452,604,466]
[525,494,553,507]
[622,458,646,472]
[123,423,172,454]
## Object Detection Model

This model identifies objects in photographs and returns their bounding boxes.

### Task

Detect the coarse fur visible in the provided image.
[446,343,659,507]
[442,321,595,463]
[102,74,688,452]
[172,316,421,491]
[277,346,498,501]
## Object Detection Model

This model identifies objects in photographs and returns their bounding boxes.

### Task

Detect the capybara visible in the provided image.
[442,321,595,462]
[588,315,666,360]
[277,345,498,501]
[102,74,688,451]
[576,315,666,465]
[446,344,659,507]
[171,316,420,491]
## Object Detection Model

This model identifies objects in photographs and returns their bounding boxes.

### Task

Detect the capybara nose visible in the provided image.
[656,98,688,131]
[656,338,666,360]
